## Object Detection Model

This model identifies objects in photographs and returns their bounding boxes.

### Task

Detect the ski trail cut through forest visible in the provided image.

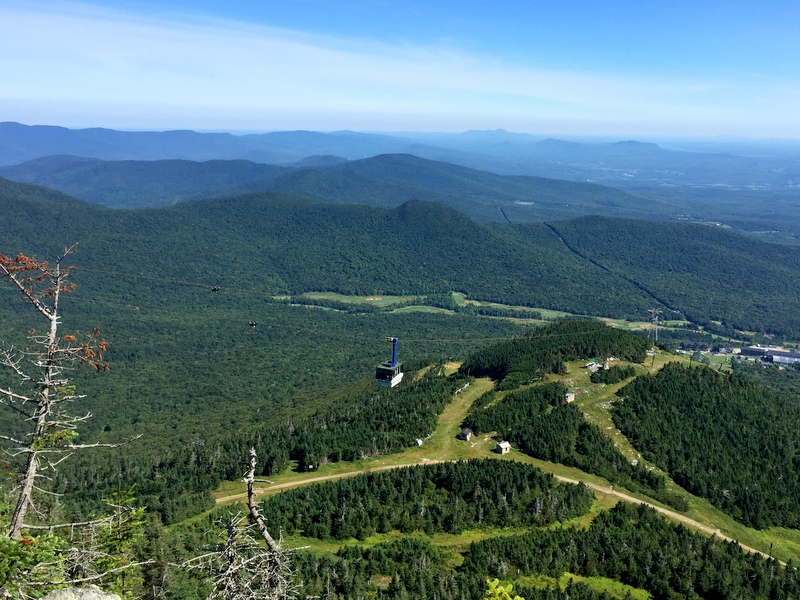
[543,222,681,315]
[214,374,781,564]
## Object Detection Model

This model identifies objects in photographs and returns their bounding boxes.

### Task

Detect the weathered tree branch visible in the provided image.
[0,386,33,403]
[22,513,120,531]
[27,560,157,586]
[245,447,280,554]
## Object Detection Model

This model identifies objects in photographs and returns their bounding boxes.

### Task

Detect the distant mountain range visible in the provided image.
[0,153,663,223]
[2,147,799,240]
[2,122,799,195]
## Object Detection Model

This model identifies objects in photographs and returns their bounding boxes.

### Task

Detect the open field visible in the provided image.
[516,572,651,600]
[294,291,708,331]
[299,291,418,306]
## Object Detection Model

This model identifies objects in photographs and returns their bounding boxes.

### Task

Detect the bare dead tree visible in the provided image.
[0,247,118,539]
[182,449,297,600]
[0,247,150,597]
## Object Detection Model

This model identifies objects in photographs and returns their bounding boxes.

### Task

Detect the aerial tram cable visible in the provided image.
[74,266,654,345]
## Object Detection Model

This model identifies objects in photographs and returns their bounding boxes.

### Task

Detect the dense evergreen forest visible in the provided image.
[0,284,521,446]
[51,369,471,523]
[172,497,797,600]
[257,460,593,540]
[613,363,800,528]
[462,503,798,600]
[458,319,651,388]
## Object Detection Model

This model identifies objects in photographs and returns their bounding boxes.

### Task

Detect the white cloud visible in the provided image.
[1,0,798,137]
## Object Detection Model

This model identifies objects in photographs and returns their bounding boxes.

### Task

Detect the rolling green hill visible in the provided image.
[547,216,800,335]
[613,362,800,529]
[0,153,669,223]
[0,178,658,318]
[4,177,800,337]
[0,155,290,208]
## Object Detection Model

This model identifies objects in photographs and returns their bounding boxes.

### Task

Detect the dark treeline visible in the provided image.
[257,460,593,540]
[54,370,469,524]
[293,537,612,600]
[613,362,800,528]
[458,320,650,390]
[463,383,687,511]
[590,364,636,385]
[464,502,798,600]
[155,497,799,599]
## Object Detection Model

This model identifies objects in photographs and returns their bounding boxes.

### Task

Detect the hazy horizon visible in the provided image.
[2,1,799,139]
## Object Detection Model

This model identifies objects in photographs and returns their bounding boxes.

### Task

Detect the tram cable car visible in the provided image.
[375,336,404,387]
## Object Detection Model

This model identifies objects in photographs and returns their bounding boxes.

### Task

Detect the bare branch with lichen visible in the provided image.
[180,449,298,599]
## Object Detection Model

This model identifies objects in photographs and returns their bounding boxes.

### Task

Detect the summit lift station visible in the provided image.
[375,336,404,387]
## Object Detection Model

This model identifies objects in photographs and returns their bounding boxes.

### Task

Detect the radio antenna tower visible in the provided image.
[648,308,662,343]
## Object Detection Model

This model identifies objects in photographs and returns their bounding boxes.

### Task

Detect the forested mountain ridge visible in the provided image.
[4,177,800,336]
[0,155,291,208]
[0,178,657,317]
[0,121,421,164]
[547,217,800,335]
[4,122,799,194]
[0,153,658,223]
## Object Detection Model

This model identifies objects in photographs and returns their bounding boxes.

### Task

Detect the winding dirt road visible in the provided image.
[216,457,780,563]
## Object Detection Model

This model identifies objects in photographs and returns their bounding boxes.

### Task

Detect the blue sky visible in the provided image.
[2,0,799,138]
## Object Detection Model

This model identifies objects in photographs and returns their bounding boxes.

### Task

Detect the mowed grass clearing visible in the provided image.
[300,291,417,307]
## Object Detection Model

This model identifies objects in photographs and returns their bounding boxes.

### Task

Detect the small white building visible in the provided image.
[458,427,473,441]
[496,441,511,454]
[565,392,576,403]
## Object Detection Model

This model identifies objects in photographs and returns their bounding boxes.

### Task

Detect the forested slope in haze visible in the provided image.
[0,153,661,223]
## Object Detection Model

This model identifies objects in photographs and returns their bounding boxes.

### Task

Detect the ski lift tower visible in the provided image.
[375,337,404,387]
[648,308,662,343]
